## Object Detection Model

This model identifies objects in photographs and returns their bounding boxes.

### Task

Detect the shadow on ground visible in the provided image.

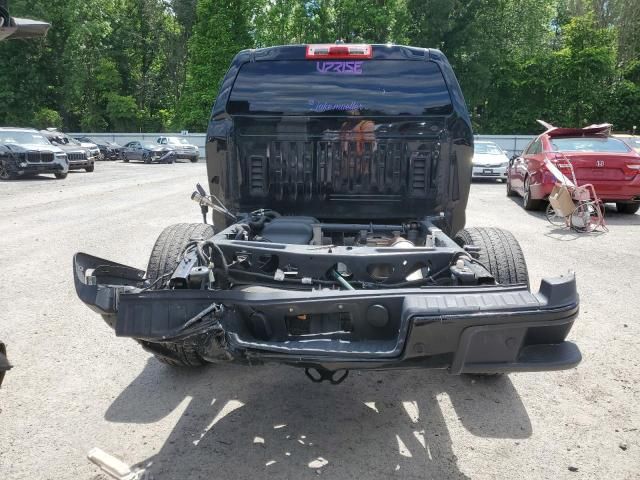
[106,360,532,479]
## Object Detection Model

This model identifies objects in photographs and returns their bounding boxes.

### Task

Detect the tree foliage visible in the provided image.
[0,0,638,133]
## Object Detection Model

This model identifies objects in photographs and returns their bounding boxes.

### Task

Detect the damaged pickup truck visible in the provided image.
[74,44,580,383]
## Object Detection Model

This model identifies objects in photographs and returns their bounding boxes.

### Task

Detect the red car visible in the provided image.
[507,123,640,214]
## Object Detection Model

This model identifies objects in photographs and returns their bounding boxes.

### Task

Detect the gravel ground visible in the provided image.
[0,162,638,480]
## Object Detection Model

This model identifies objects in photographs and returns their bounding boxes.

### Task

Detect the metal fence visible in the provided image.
[70,132,536,160]
[70,132,208,158]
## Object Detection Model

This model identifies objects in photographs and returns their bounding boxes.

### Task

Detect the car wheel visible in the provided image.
[616,203,640,214]
[454,227,529,287]
[190,157,199,163]
[143,153,152,164]
[54,172,68,179]
[523,176,543,211]
[123,155,129,163]
[142,223,216,367]
[85,165,95,173]
[506,175,516,197]
[0,159,15,180]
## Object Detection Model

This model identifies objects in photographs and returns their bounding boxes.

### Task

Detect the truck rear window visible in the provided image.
[227,60,452,116]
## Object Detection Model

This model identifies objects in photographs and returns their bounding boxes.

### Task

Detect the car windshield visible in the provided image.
[475,143,503,155]
[550,137,630,153]
[228,60,453,116]
[0,131,51,146]
[166,137,189,145]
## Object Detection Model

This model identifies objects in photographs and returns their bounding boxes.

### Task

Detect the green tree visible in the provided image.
[176,0,254,130]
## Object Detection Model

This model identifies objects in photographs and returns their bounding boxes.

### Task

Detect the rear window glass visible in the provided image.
[550,137,630,153]
[227,60,452,116]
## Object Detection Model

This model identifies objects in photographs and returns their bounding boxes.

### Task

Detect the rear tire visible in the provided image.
[454,227,529,378]
[454,227,529,287]
[523,176,543,210]
[143,223,215,367]
[616,202,639,214]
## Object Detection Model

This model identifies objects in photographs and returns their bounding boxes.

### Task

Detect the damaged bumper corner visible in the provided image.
[73,252,581,374]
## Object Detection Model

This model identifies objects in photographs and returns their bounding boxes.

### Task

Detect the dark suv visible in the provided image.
[41,130,95,172]
[74,44,580,383]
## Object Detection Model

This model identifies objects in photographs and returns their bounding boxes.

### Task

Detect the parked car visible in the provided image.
[507,122,640,214]
[472,140,509,181]
[45,129,100,159]
[156,136,199,162]
[614,134,640,154]
[40,130,95,172]
[74,136,124,161]
[74,44,581,383]
[0,127,69,180]
[122,141,176,163]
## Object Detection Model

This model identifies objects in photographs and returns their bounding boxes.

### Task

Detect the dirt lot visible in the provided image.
[0,162,638,480]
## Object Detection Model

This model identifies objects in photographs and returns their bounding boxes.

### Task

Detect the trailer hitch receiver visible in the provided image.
[304,367,349,385]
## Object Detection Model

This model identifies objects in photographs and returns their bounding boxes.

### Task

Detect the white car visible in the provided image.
[472,141,510,181]
[156,136,200,162]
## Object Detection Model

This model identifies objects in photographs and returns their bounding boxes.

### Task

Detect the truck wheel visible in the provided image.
[54,172,68,179]
[85,165,95,172]
[143,223,215,367]
[522,176,543,211]
[616,203,639,214]
[454,227,529,287]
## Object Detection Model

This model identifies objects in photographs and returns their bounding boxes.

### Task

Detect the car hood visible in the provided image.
[1,142,64,154]
[472,153,508,165]
[79,142,98,149]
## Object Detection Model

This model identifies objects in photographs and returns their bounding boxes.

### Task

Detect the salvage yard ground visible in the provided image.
[0,162,638,479]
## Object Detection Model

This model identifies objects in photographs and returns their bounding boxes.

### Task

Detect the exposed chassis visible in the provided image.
[73,218,580,379]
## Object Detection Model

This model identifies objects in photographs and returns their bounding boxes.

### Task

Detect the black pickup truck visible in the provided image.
[74,44,580,383]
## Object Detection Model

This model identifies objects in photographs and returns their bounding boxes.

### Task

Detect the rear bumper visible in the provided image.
[531,174,640,202]
[73,252,581,374]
